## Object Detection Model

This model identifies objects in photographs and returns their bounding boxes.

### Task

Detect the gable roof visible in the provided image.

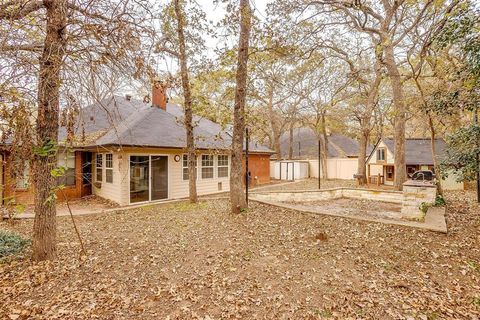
[59,95,273,153]
[278,127,372,159]
[385,138,446,165]
[369,138,446,165]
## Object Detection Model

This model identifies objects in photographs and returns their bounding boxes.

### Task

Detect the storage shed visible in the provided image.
[271,161,309,181]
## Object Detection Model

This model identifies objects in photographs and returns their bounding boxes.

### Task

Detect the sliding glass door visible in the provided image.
[151,156,168,201]
[130,156,150,203]
[130,155,168,203]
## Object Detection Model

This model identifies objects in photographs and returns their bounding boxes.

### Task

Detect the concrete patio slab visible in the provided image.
[250,196,447,233]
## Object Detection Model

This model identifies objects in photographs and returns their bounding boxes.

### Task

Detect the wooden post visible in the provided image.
[367,164,371,186]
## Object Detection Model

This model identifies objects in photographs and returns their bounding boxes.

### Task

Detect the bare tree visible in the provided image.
[270,0,456,189]
[230,0,252,214]
[1,0,154,260]
[328,42,383,186]
[173,0,197,203]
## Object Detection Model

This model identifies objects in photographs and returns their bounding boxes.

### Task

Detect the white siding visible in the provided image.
[92,148,232,205]
[169,152,231,199]
[369,164,383,176]
[367,141,394,165]
[92,152,123,204]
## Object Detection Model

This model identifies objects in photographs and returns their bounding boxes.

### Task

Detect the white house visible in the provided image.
[367,138,464,190]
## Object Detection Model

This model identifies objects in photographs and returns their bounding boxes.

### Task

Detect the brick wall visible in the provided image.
[244,153,271,186]
[3,151,86,205]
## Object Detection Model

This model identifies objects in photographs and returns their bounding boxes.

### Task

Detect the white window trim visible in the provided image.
[182,154,198,181]
[217,154,229,178]
[200,154,214,180]
[96,153,103,182]
[377,148,386,161]
[105,153,113,183]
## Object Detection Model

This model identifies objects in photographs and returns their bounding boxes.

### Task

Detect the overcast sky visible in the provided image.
[155,0,269,73]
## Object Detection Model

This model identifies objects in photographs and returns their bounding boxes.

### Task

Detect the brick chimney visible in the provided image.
[152,81,167,110]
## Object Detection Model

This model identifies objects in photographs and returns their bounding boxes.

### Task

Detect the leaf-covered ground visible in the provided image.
[0,190,479,319]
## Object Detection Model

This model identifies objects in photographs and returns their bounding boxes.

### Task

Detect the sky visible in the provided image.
[155,0,269,73]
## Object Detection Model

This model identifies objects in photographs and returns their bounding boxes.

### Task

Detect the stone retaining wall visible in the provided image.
[252,188,402,204]
[252,183,438,221]
[400,182,437,220]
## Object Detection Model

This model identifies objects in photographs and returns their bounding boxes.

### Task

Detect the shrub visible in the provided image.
[435,194,446,206]
[419,202,431,214]
[0,230,30,260]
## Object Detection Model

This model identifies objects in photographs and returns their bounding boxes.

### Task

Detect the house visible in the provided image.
[0,84,274,206]
[271,127,372,180]
[367,138,464,190]
[278,127,371,159]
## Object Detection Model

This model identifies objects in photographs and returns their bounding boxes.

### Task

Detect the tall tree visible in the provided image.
[31,0,68,261]
[230,0,252,214]
[173,0,197,203]
[1,1,154,260]
[271,0,456,190]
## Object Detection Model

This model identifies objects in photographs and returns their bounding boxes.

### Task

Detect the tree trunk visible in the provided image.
[428,114,443,195]
[357,130,368,185]
[320,111,328,179]
[288,124,294,159]
[383,44,406,190]
[274,133,281,159]
[174,0,197,203]
[267,87,282,159]
[230,0,251,214]
[32,0,67,261]
[357,55,382,186]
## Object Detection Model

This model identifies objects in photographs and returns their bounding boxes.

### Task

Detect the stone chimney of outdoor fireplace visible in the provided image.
[152,80,167,110]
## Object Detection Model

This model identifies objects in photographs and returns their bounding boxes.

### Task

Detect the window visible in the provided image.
[201,154,214,179]
[96,154,103,182]
[58,150,76,186]
[377,148,386,161]
[182,154,197,181]
[386,165,395,181]
[217,155,229,178]
[15,162,30,189]
[105,153,113,183]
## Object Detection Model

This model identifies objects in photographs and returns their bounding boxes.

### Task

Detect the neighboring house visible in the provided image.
[367,138,464,190]
[271,127,372,180]
[277,127,372,159]
[1,84,274,206]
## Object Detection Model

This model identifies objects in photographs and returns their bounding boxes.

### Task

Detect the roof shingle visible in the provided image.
[60,95,273,153]
[278,127,371,159]
[382,138,446,165]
